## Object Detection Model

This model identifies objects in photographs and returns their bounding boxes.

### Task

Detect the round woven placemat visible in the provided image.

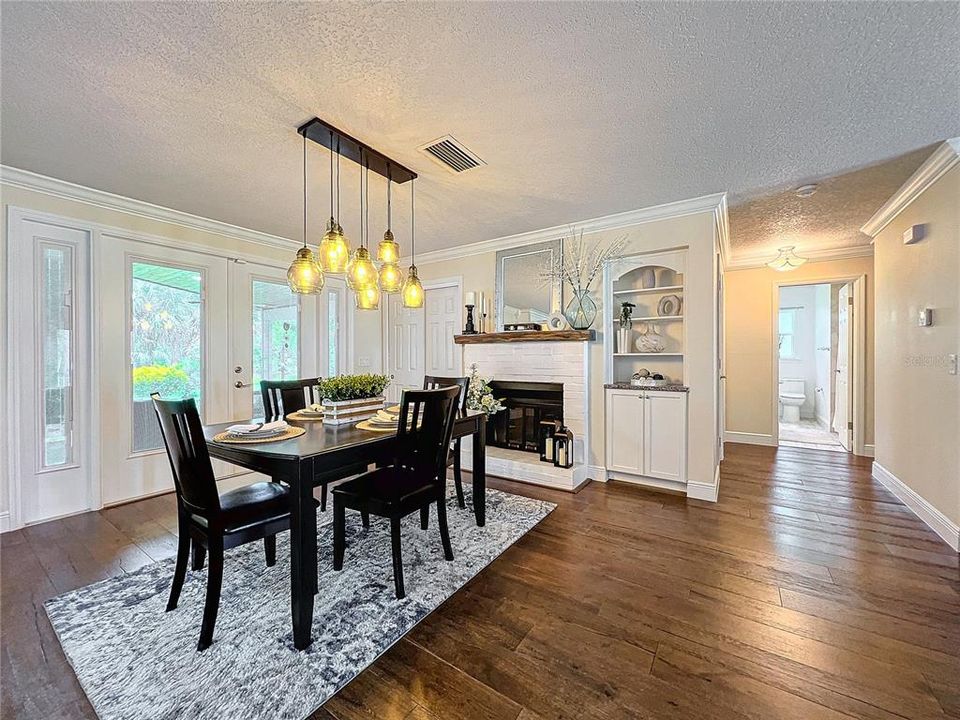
[355,420,398,433]
[286,411,324,422]
[212,426,306,444]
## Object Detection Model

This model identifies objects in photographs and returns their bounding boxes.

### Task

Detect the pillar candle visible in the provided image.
[465,291,476,306]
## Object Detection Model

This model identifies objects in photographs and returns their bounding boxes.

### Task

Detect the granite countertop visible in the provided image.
[604,382,689,393]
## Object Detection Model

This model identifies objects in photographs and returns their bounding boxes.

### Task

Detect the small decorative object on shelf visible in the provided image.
[639,267,656,289]
[657,294,682,317]
[466,363,506,414]
[635,324,665,353]
[504,322,542,332]
[317,373,390,425]
[630,370,649,387]
[617,302,635,352]
[540,228,627,330]
[546,312,569,331]
[463,291,478,334]
[539,420,561,463]
[552,425,574,468]
[637,372,668,388]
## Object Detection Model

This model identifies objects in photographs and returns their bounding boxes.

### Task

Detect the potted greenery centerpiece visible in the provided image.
[316,373,391,425]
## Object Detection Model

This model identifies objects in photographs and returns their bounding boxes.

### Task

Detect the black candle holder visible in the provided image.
[463,304,478,334]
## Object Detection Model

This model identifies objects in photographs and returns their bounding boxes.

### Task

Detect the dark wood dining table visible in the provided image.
[202,410,487,650]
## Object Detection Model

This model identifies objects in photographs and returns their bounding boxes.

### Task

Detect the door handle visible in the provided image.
[234,381,252,389]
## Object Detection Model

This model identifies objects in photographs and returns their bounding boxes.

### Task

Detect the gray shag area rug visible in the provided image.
[45,488,554,720]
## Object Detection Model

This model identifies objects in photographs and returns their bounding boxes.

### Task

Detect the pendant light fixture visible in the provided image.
[347,150,378,293]
[355,155,381,310]
[400,178,424,308]
[767,246,807,272]
[377,168,403,293]
[287,134,324,294]
[318,137,350,273]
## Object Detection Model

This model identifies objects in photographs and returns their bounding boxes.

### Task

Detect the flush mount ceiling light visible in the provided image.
[767,246,808,272]
[794,184,818,198]
[286,134,324,294]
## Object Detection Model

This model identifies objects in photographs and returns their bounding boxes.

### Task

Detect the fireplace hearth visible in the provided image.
[487,380,563,453]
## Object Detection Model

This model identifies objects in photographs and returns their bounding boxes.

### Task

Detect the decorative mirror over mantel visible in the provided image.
[495,240,562,331]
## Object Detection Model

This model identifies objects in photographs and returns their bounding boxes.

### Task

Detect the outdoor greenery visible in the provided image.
[467,363,505,414]
[132,365,192,400]
[317,373,390,402]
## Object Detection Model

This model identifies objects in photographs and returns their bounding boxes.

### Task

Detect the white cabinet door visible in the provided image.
[643,391,686,482]
[605,389,644,474]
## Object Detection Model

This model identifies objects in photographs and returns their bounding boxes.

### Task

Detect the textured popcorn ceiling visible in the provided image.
[1,2,958,258]
[728,146,936,259]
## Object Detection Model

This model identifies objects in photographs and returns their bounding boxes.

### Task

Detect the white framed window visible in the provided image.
[778,308,799,360]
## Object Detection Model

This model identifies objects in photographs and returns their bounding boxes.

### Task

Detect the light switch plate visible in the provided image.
[918,308,933,327]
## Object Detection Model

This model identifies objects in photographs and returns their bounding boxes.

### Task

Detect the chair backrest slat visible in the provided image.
[260,378,321,420]
[152,395,220,517]
[397,386,459,482]
[423,375,469,416]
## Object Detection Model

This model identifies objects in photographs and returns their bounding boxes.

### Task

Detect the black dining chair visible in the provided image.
[332,386,460,599]
[152,394,317,651]
[423,375,470,509]
[260,378,322,421]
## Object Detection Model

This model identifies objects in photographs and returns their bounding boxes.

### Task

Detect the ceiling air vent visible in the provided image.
[418,135,485,174]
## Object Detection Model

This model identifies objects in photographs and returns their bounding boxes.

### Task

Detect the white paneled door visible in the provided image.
[425,284,462,378]
[833,283,853,451]
[386,293,425,403]
[8,216,93,525]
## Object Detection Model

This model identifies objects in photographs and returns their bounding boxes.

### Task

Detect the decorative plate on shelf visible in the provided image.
[657,294,682,317]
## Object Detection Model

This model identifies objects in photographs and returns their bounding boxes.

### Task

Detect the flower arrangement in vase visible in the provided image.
[539,229,627,330]
[466,363,505,414]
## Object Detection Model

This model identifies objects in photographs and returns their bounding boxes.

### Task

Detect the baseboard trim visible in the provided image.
[872,461,959,552]
[861,444,876,458]
[587,465,608,483]
[687,480,719,503]
[724,431,776,447]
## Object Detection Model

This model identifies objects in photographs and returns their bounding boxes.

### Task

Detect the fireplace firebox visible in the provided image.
[487,380,563,453]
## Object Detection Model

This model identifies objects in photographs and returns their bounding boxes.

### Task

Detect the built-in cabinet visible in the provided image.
[604,388,688,488]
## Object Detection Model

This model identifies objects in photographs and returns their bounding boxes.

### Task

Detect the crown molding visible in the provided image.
[0,165,298,250]
[724,243,874,271]
[861,138,960,238]
[411,192,728,265]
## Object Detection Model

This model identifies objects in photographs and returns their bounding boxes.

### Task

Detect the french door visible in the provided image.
[8,215,93,525]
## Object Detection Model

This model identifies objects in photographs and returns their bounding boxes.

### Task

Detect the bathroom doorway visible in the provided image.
[775,280,860,453]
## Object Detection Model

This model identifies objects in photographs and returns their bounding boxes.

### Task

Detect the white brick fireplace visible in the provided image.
[461,337,592,491]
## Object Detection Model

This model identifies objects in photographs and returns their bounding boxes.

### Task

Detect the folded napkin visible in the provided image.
[226,420,287,435]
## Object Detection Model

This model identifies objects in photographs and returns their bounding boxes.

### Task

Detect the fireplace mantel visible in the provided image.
[454,329,595,344]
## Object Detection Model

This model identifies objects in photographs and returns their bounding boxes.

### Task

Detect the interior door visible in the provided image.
[8,216,93,524]
[833,283,852,450]
[230,262,318,420]
[425,284,462,378]
[98,236,232,505]
[386,293,425,403]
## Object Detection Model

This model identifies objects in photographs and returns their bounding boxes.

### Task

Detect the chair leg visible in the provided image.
[320,483,327,512]
[390,517,405,599]
[167,523,190,612]
[333,500,345,571]
[192,542,206,571]
[264,534,277,567]
[420,505,429,530]
[453,439,466,509]
[197,538,223,652]
[436,497,454,561]
[361,510,370,528]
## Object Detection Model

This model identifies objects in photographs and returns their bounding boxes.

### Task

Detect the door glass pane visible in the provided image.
[130,262,203,452]
[40,244,74,468]
[327,288,339,377]
[252,279,299,418]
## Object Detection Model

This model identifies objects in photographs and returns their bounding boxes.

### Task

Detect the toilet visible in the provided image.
[778,379,806,423]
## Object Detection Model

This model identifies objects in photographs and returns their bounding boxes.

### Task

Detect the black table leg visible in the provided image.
[472,419,486,526]
[288,459,317,650]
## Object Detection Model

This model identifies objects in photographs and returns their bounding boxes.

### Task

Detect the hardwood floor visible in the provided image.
[3,443,958,719]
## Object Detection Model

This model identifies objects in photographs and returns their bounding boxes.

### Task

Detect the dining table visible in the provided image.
[202,410,487,650]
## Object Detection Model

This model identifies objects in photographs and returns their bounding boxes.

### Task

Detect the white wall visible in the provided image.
[813,284,832,427]
[778,284,819,419]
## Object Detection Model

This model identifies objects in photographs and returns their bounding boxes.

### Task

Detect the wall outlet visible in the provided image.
[357,356,371,368]
[918,308,933,327]
[949,354,958,376]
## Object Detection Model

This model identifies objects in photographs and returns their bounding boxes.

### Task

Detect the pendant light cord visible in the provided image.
[336,138,341,222]
[358,148,364,249]
[329,130,334,218]
[365,157,370,249]
[410,178,416,263]
[302,133,307,249]
[387,167,392,231]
